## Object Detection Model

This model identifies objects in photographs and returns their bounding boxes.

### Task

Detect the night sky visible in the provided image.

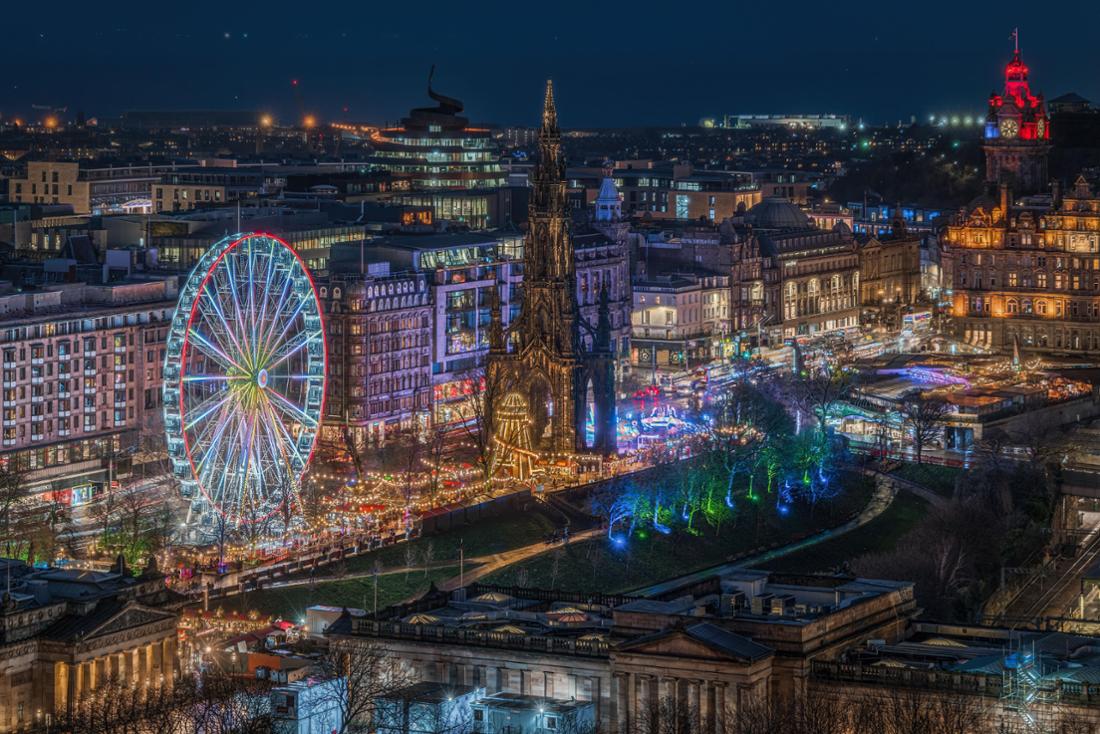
[5,0,1100,128]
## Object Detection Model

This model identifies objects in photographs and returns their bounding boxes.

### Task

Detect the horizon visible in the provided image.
[3,0,1100,128]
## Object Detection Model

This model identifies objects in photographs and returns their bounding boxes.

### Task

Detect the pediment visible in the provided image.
[86,603,175,640]
[616,628,767,664]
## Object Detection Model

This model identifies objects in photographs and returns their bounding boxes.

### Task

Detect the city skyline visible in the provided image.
[4,0,1100,127]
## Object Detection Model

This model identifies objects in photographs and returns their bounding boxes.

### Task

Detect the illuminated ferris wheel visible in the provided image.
[163,233,326,529]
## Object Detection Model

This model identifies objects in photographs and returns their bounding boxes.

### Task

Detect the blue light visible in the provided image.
[777,504,790,516]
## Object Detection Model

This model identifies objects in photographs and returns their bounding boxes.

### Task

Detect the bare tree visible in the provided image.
[791,365,853,436]
[457,366,520,484]
[314,639,417,734]
[421,540,435,578]
[901,396,951,464]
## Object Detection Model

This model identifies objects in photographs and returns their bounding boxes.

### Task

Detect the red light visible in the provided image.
[291,79,299,87]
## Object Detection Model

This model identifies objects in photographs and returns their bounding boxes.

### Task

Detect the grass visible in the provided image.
[756,491,929,574]
[481,472,876,594]
[890,462,962,498]
[218,566,461,621]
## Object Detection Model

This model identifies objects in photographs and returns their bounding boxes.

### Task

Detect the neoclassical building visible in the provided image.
[0,556,184,732]
[730,198,860,342]
[329,569,916,734]
[858,212,924,326]
[946,176,1100,353]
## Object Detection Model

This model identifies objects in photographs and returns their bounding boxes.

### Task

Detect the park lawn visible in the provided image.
[481,473,876,595]
[890,463,961,498]
[281,506,562,581]
[756,491,929,574]
[218,566,461,621]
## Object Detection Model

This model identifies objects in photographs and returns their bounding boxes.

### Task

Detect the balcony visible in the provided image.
[83,368,97,377]
[58,409,71,418]
[31,357,44,366]
[58,428,70,437]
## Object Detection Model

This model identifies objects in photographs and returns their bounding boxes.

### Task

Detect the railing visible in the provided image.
[812,660,1003,697]
[466,582,641,609]
[350,618,612,658]
[812,659,1100,707]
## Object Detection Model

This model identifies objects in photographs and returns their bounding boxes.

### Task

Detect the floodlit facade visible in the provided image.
[0,279,176,500]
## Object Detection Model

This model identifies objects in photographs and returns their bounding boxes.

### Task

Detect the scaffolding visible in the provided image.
[1002,641,1059,733]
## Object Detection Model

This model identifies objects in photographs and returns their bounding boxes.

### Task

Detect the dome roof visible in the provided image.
[746,197,810,229]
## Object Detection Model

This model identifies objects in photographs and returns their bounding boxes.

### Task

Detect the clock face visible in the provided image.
[1000,118,1019,139]
[1037,118,1046,138]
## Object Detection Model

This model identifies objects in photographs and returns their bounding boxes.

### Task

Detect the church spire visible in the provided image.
[542,79,558,135]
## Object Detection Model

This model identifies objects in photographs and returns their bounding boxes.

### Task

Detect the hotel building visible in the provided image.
[0,278,176,501]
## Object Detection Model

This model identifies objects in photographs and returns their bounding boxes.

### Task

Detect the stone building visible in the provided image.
[0,556,184,732]
[945,176,1100,353]
[317,264,434,451]
[328,569,916,734]
[730,197,860,342]
[858,212,924,326]
[983,42,1051,195]
[0,278,177,502]
[632,272,730,369]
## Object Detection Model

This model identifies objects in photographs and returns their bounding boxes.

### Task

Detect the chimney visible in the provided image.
[999,182,1012,220]
[1052,179,1063,209]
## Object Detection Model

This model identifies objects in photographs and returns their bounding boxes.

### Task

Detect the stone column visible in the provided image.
[95,658,106,688]
[591,676,603,731]
[73,661,84,701]
[614,674,628,734]
[162,638,175,685]
[689,680,702,733]
[703,682,716,734]
[625,673,638,734]
[715,683,728,734]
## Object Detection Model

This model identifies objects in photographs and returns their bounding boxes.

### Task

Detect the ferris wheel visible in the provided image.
[163,233,326,528]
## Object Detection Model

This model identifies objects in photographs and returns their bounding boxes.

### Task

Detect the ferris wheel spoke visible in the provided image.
[265,329,321,372]
[222,251,252,367]
[254,248,275,356]
[266,386,319,428]
[193,399,241,478]
[199,282,249,363]
[187,331,245,375]
[261,394,306,468]
[259,293,310,367]
[259,267,295,362]
[183,390,233,431]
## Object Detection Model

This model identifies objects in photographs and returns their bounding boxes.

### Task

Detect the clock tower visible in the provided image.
[983,35,1050,194]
